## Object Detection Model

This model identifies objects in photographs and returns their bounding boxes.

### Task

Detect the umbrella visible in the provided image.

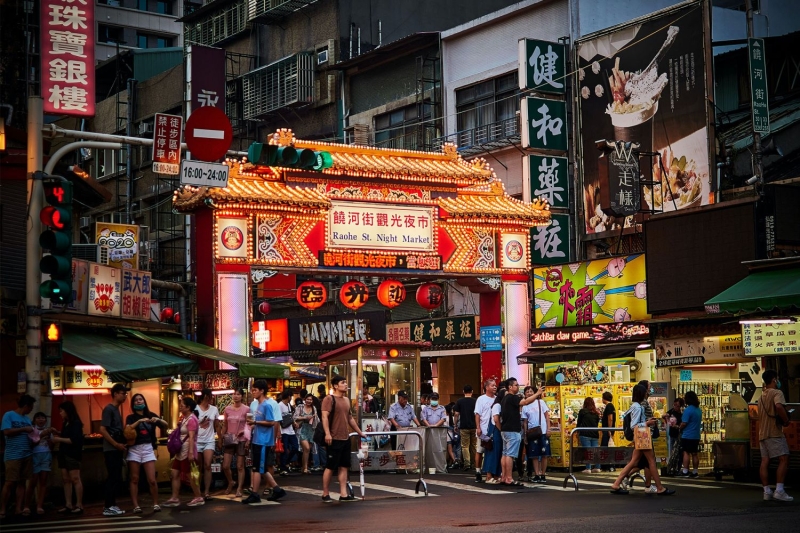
[298,366,325,380]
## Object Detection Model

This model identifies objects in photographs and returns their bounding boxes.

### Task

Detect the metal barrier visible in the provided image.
[563,422,667,491]
[348,430,429,498]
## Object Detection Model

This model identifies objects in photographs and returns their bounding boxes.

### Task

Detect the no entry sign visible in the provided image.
[184,106,233,162]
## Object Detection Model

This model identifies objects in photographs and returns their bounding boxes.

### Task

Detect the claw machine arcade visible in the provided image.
[319,339,429,472]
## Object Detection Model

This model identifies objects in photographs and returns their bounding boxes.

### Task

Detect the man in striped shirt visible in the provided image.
[1,394,36,518]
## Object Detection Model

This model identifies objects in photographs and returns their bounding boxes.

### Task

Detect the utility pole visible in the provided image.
[26,95,43,405]
[745,0,764,186]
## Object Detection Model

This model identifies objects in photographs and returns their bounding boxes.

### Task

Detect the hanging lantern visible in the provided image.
[258,301,272,316]
[296,281,327,311]
[416,283,444,310]
[172,312,180,325]
[160,307,174,322]
[377,279,406,309]
[339,281,369,311]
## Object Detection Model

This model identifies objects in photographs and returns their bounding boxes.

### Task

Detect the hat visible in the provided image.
[111,383,130,395]
[397,390,409,398]
[430,392,440,400]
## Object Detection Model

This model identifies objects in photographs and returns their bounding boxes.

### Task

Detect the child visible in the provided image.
[31,412,55,515]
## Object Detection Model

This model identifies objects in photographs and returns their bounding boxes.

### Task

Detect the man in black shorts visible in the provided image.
[321,375,366,502]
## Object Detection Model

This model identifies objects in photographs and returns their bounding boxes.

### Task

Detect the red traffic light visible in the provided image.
[40,206,70,229]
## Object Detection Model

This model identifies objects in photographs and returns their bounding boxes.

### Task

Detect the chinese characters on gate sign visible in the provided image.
[41,0,95,116]
[151,113,183,175]
[533,218,565,260]
[534,157,565,205]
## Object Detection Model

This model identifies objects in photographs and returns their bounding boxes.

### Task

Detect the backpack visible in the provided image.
[623,403,640,441]
[167,419,189,456]
[313,395,337,448]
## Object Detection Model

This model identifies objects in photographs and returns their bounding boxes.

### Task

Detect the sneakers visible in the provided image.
[764,490,774,501]
[187,497,205,507]
[102,506,125,516]
[475,472,483,483]
[644,484,657,494]
[266,488,287,502]
[279,469,290,477]
[339,495,358,502]
[321,495,333,503]
[679,470,690,477]
[773,490,794,502]
[241,493,261,505]
[689,472,699,478]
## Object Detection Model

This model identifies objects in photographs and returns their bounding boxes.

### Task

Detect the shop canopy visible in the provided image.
[121,329,289,379]
[516,342,641,365]
[704,267,800,315]
[63,333,198,383]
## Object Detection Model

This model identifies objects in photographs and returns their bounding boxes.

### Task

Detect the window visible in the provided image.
[91,149,121,180]
[136,32,173,49]
[98,24,124,45]
[374,103,431,150]
[455,71,520,142]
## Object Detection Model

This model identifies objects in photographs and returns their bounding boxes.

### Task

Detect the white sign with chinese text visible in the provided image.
[327,201,435,252]
[121,269,152,320]
[152,113,183,175]
[742,321,800,357]
[88,263,121,317]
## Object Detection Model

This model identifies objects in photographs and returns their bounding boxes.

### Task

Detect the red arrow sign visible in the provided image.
[185,106,233,162]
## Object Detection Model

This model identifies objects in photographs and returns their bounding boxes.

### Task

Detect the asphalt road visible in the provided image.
[1,470,796,533]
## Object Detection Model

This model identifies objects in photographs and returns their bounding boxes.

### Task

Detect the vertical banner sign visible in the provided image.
[41,0,95,117]
[748,38,769,134]
[152,113,183,175]
[577,4,711,232]
[518,39,566,95]
[523,154,569,208]
[520,97,568,152]
[599,141,641,217]
[187,45,227,113]
[121,269,152,320]
[531,213,572,265]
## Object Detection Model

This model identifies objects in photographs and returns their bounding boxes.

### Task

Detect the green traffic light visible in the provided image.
[246,143,333,172]
[39,279,72,302]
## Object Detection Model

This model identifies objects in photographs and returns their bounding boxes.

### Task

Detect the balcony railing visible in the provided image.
[432,115,520,157]
[248,0,318,24]
[183,0,249,47]
[241,53,314,119]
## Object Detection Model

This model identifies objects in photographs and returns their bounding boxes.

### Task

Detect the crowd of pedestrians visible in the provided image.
[1,369,794,519]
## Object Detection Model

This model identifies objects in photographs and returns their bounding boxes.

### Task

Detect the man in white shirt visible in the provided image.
[521,385,551,483]
[473,379,497,483]
[278,391,299,477]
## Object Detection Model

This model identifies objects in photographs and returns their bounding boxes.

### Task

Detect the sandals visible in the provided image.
[187,497,205,507]
[225,482,237,495]
[36,508,45,516]
[71,508,84,514]
[204,493,211,500]
[485,478,499,484]
[21,509,31,517]
[657,488,676,496]
[57,507,74,514]
[153,505,161,513]
[132,506,143,514]
[610,486,629,495]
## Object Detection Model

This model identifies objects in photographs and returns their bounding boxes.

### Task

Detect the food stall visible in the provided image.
[319,340,429,471]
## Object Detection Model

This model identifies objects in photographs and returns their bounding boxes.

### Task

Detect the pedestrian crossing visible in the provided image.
[0,516,204,533]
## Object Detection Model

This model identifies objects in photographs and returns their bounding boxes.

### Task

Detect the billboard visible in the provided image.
[533,254,648,328]
[96,223,139,269]
[577,2,711,235]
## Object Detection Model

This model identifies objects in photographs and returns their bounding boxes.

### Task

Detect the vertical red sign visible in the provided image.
[151,113,183,175]
[41,0,95,117]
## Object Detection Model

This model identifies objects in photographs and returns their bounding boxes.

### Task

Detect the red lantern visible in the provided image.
[377,280,406,309]
[339,281,369,311]
[172,312,180,325]
[258,301,271,316]
[160,307,174,322]
[296,281,327,311]
[416,283,444,310]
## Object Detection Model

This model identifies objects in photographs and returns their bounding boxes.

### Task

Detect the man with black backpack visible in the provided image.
[320,375,366,502]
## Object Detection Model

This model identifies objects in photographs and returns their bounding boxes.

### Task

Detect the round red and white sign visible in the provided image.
[184,106,233,162]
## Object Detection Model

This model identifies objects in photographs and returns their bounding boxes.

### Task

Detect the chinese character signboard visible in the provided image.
[656,335,748,367]
[519,39,566,95]
[748,38,769,134]
[524,155,569,208]
[577,4,712,234]
[187,45,226,112]
[320,251,441,271]
[50,366,116,391]
[480,326,502,351]
[327,201,434,252]
[531,213,571,265]
[521,97,567,152]
[41,0,95,117]
[742,321,800,356]
[152,113,183,175]
[409,316,479,346]
[386,322,411,344]
[88,263,121,317]
[96,222,139,269]
[533,253,648,328]
[121,269,152,320]
[599,141,641,217]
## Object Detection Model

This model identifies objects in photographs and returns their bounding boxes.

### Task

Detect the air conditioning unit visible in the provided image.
[138,122,153,136]
[72,244,110,264]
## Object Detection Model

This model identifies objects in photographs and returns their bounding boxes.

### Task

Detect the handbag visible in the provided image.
[526,400,544,441]
[166,419,189,456]
[190,461,200,485]
[313,395,336,448]
[222,433,237,448]
[123,425,137,445]
[481,434,494,451]
[634,425,653,450]
[280,411,294,429]
[274,435,285,453]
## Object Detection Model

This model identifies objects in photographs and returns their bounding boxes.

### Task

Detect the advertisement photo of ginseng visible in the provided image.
[577,2,712,237]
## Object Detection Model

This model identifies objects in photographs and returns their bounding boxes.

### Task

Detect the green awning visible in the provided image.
[705,268,800,315]
[121,329,289,379]
[63,333,198,383]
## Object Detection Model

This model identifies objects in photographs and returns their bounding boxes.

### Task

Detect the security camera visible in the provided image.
[746,175,759,185]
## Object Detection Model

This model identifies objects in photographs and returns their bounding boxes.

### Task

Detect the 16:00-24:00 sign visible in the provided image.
[182,165,228,182]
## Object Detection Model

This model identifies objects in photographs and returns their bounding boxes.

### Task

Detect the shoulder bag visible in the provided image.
[166,419,189,456]
[313,395,337,448]
[526,400,544,441]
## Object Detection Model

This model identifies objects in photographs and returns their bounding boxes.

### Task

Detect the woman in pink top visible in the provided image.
[163,397,203,507]
[221,388,249,497]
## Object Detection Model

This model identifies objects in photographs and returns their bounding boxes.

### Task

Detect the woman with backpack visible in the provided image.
[163,396,204,508]
[125,394,167,513]
[609,384,675,496]
[576,397,601,472]
[294,394,318,474]
[221,388,249,497]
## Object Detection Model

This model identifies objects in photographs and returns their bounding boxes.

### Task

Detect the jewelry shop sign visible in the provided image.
[327,201,435,252]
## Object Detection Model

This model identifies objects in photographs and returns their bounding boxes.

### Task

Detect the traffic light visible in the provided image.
[42,322,63,362]
[38,174,73,304]
[247,142,333,171]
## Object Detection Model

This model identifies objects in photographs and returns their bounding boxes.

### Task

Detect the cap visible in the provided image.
[397,390,409,398]
[430,392,440,400]
[110,383,130,395]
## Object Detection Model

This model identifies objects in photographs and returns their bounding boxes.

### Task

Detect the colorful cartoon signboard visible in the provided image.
[532,254,648,328]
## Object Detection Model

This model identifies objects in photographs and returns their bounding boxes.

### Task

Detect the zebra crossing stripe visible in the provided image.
[405,479,509,494]
[0,520,164,533]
